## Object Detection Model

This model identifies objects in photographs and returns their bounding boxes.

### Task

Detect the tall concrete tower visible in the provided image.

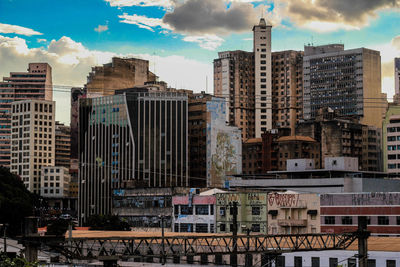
[395,58,400,102]
[253,18,272,137]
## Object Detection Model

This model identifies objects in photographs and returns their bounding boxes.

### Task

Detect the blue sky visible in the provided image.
[0,0,399,124]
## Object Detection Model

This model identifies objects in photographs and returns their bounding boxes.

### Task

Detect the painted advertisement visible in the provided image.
[206,97,242,187]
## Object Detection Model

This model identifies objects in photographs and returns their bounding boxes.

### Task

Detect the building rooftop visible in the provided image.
[277,135,316,142]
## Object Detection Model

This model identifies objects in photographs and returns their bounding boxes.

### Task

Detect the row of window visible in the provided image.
[174,205,214,216]
[324,216,397,225]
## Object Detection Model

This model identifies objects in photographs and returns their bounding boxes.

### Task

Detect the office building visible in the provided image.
[267,192,320,234]
[303,44,386,129]
[383,104,400,174]
[85,57,156,96]
[40,166,70,198]
[79,91,188,224]
[271,50,303,133]
[253,18,272,136]
[213,50,255,140]
[55,122,71,169]
[188,92,242,187]
[10,99,55,194]
[0,63,52,167]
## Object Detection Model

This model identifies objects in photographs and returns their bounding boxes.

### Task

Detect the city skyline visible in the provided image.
[0,0,399,124]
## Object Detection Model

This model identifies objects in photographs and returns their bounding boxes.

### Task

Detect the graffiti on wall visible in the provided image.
[268,193,299,207]
[321,193,400,206]
[207,98,242,187]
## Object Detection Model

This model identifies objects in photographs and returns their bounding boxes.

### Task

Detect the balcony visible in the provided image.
[277,219,307,227]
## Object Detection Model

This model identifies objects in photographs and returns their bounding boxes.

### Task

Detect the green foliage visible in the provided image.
[86,215,130,231]
[0,167,34,236]
[0,254,40,267]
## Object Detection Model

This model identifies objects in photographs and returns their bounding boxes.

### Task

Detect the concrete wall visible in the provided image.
[287,159,315,171]
[324,157,358,171]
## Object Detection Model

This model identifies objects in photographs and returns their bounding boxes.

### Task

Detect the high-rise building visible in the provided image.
[271,51,304,133]
[188,92,242,187]
[10,100,55,194]
[303,44,385,129]
[213,50,254,140]
[253,18,272,137]
[79,90,188,224]
[55,122,71,169]
[85,57,156,96]
[383,103,400,175]
[395,58,400,102]
[0,63,52,167]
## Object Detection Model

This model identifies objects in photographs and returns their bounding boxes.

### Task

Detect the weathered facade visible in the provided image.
[242,138,263,175]
[321,192,400,235]
[55,121,71,169]
[271,50,303,134]
[85,57,156,96]
[172,194,216,233]
[277,135,320,170]
[267,192,320,234]
[383,103,400,175]
[216,192,268,234]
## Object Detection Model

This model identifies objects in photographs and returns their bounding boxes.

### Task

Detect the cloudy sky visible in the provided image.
[0,0,399,124]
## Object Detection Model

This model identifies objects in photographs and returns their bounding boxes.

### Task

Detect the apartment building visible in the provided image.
[10,100,55,194]
[55,121,70,169]
[271,50,303,133]
[303,44,386,129]
[383,104,400,174]
[40,166,70,198]
[395,58,400,103]
[0,63,52,167]
[213,50,255,140]
[267,192,320,234]
[277,136,320,170]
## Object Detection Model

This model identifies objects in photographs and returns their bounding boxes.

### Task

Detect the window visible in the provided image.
[367,259,376,267]
[195,205,209,215]
[252,206,261,215]
[180,205,193,215]
[294,256,302,267]
[378,216,389,225]
[276,256,285,267]
[195,223,208,233]
[251,224,260,232]
[220,207,225,216]
[342,216,352,225]
[311,257,320,267]
[324,216,335,225]
[397,216,400,225]
[210,205,214,215]
[174,205,179,215]
[220,223,226,231]
[348,258,356,267]
[387,260,396,267]
[329,258,338,267]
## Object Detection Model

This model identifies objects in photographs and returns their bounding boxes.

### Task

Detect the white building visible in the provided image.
[253,18,272,136]
[10,100,55,194]
[40,166,70,198]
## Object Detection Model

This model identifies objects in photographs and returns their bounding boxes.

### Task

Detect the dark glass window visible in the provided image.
[180,205,193,215]
[342,216,353,225]
[324,216,335,224]
[378,216,389,225]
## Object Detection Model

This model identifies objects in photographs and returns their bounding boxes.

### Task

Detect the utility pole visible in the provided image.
[161,215,166,265]
[231,202,238,267]
[358,216,370,267]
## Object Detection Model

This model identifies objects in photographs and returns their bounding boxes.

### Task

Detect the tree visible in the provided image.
[0,167,34,236]
[86,215,130,231]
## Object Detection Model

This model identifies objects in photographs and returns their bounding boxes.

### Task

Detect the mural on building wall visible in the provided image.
[207,98,242,187]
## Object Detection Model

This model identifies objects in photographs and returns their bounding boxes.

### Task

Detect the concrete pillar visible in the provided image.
[200,254,208,265]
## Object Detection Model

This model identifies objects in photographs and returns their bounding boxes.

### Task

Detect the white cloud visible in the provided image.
[94,24,109,33]
[118,13,173,32]
[37,38,47,43]
[0,34,212,123]
[301,21,360,32]
[183,35,224,50]
[0,23,42,36]
[105,0,173,8]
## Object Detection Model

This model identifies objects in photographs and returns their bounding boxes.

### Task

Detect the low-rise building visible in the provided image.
[321,192,400,235]
[216,192,268,234]
[242,138,263,175]
[172,192,216,233]
[267,192,320,234]
[277,136,320,170]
